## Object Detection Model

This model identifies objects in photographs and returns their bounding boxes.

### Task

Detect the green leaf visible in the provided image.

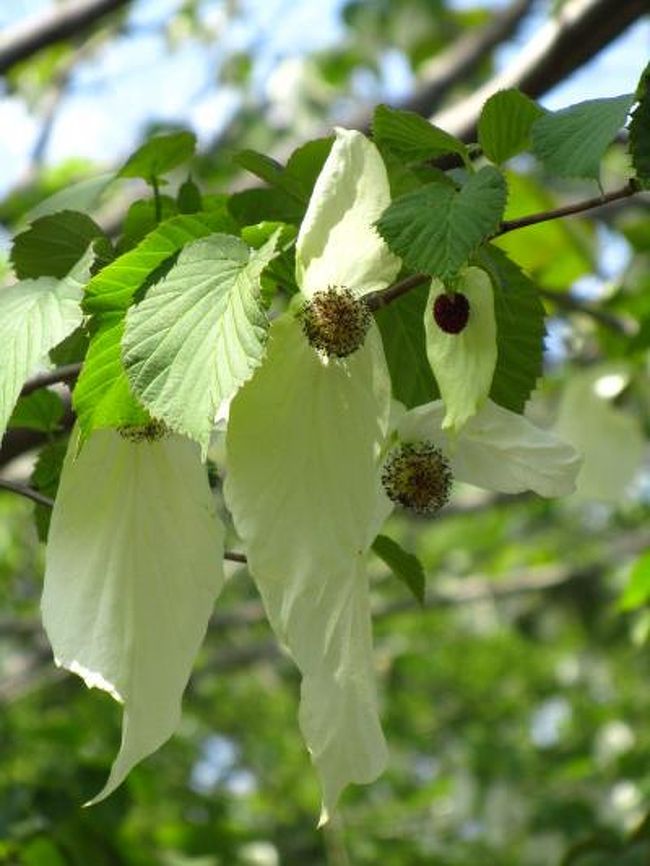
[629,62,650,189]
[375,279,438,407]
[11,210,113,279]
[118,131,196,181]
[373,104,468,162]
[8,389,64,432]
[478,89,544,164]
[476,245,545,413]
[119,196,178,251]
[230,138,334,226]
[372,534,426,604]
[620,551,650,611]
[84,211,235,314]
[377,166,507,278]
[123,234,278,453]
[531,94,634,180]
[0,248,92,440]
[234,150,285,187]
[73,313,149,440]
[177,176,203,213]
[31,438,68,541]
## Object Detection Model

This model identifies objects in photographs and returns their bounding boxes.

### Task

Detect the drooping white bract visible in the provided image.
[424,267,497,433]
[225,128,400,822]
[398,398,581,497]
[42,428,224,802]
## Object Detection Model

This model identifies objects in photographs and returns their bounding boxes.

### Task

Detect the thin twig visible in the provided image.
[496,181,639,236]
[20,363,81,397]
[0,479,54,508]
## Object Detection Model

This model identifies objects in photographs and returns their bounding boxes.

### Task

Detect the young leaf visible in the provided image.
[84,211,235,314]
[477,245,545,413]
[122,234,278,454]
[373,104,468,162]
[375,280,438,408]
[8,389,64,433]
[0,249,92,441]
[230,138,334,226]
[531,94,634,181]
[629,61,650,189]
[478,89,544,164]
[177,176,203,213]
[377,166,507,278]
[73,313,150,439]
[11,210,112,279]
[118,131,196,181]
[372,534,426,605]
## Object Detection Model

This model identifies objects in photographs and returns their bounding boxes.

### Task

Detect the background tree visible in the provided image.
[0,1,649,864]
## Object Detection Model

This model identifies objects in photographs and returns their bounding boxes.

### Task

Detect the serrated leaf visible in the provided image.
[119,196,178,251]
[118,131,196,181]
[377,166,507,278]
[73,313,149,440]
[531,94,634,180]
[629,61,650,189]
[372,534,426,604]
[476,245,545,413]
[8,389,64,432]
[478,89,544,164]
[0,248,92,441]
[375,280,438,407]
[31,438,68,541]
[11,210,112,279]
[373,104,468,162]
[84,211,235,314]
[123,234,277,453]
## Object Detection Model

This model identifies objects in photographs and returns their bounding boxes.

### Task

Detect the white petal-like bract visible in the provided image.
[296,128,401,299]
[399,398,581,497]
[424,267,497,432]
[224,314,391,822]
[42,429,224,802]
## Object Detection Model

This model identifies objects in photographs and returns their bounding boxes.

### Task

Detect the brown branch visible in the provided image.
[496,181,639,236]
[0,478,54,508]
[20,363,81,397]
[346,0,537,132]
[433,0,649,142]
[0,0,131,76]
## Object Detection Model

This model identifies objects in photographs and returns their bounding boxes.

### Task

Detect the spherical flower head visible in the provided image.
[118,418,169,443]
[381,441,452,514]
[433,291,471,334]
[300,287,371,358]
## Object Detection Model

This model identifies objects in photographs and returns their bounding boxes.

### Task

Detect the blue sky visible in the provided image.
[0,0,647,197]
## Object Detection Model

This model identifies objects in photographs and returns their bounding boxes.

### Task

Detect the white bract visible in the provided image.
[397,398,582,498]
[225,128,399,822]
[42,428,225,802]
[424,267,497,433]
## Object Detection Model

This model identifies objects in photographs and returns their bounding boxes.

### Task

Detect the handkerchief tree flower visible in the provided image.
[3,58,646,823]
